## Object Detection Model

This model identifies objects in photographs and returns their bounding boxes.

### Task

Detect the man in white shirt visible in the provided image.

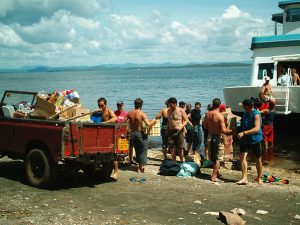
[277,68,289,86]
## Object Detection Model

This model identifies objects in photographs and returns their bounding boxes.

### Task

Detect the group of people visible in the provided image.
[155,100,204,162]
[154,97,267,184]
[277,67,300,86]
[93,94,273,185]
[94,97,156,179]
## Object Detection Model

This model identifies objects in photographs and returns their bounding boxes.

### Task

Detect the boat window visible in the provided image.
[286,8,300,22]
[258,63,274,80]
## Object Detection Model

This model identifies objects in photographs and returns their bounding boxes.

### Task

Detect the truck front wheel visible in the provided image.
[25,148,58,188]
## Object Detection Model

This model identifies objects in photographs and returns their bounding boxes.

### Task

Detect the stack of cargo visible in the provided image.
[28,90,90,121]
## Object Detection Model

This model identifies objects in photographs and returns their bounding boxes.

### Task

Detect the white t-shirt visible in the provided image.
[278,74,288,86]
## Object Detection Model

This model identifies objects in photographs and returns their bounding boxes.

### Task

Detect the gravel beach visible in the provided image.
[0,149,299,225]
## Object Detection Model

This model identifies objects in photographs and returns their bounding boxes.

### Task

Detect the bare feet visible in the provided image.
[211,177,221,182]
[138,165,145,173]
[236,179,248,185]
[111,172,119,180]
[254,177,263,184]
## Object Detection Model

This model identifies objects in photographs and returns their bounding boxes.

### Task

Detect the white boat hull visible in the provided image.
[223,86,300,114]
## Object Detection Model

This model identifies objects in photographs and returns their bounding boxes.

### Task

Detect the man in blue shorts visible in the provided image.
[237,99,263,185]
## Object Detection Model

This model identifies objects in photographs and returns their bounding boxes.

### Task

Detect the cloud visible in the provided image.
[0,2,271,68]
[0,0,105,25]
[13,10,100,44]
[0,24,26,47]
[222,5,250,19]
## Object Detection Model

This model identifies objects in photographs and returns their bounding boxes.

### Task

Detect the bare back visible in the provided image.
[127,109,148,131]
[203,110,225,135]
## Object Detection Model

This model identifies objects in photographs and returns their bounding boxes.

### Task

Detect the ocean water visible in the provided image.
[0,66,250,117]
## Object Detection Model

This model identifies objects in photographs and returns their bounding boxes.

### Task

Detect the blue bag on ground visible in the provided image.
[177,162,200,177]
[158,160,181,176]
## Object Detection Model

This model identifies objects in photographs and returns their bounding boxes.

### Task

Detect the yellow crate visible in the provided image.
[147,122,161,136]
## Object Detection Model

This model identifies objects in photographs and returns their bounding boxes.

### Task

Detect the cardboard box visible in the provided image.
[67,107,90,118]
[32,96,56,118]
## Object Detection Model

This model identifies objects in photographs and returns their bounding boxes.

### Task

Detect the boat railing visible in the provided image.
[252,24,283,37]
[287,68,294,87]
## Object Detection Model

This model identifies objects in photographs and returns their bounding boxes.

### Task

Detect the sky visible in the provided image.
[0,0,282,69]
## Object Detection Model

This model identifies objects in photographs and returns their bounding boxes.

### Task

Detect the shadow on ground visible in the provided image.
[0,160,117,190]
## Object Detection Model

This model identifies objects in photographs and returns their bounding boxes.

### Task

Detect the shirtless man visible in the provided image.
[260,76,272,102]
[127,98,156,173]
[202,98,233,182]
[97,97,118,178]
[167,97,189,162]
[98,97,117,124]
[155,100,169,160]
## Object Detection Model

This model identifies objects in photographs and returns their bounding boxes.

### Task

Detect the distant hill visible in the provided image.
[0,62,251,73]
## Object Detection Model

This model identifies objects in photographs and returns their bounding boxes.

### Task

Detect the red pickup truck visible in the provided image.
[0,90,129,188]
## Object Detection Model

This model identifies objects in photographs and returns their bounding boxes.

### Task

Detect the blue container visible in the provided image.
[90,112,102,124]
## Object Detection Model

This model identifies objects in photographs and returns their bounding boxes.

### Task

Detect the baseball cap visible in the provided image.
[117,101,124,105]
[265,76,270,81]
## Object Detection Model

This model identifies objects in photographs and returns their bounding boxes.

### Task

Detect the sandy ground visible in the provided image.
[0,150,299,225]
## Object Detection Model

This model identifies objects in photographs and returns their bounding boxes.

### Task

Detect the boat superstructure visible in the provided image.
[224,0,300,117]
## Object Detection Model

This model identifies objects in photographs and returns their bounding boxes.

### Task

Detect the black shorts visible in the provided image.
[185,129,193,143]
[161,127,168,148]
[240,141,262,158]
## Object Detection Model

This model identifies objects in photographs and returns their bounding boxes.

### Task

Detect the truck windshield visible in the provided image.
[1,91,36,106]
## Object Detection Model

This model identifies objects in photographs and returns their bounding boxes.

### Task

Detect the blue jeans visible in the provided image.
[192,125,203,156]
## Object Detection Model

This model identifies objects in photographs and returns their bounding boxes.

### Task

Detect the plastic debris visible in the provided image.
[256,210,268,215]
[204,212,219,216]
[194,200,202,204]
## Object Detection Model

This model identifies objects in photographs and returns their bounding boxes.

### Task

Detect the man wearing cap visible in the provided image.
[114,101,128,123]
[236,99,263,185]
[114,101,136,165]
[260,76,272,102]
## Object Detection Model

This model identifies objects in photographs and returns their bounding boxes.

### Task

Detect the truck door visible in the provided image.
[0,120,15,150]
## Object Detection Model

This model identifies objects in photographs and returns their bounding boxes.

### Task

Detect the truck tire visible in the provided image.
[25,148,58,188]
